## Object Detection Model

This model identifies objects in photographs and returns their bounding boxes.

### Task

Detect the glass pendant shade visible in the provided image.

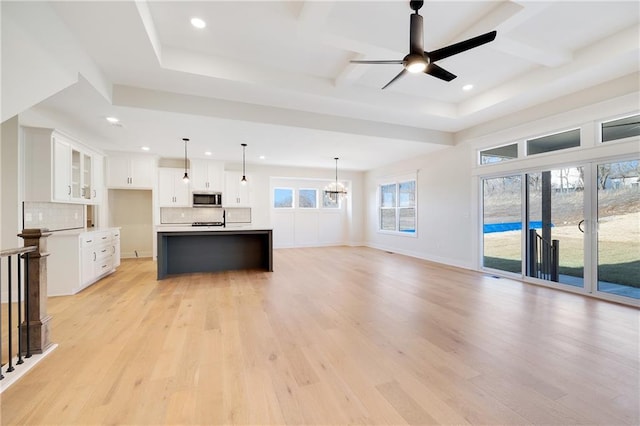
[324,157,347,202]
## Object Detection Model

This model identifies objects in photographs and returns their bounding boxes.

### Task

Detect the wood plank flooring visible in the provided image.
[1,246,638,425]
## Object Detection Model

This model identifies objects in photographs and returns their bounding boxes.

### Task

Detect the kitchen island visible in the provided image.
[156,226,273,279]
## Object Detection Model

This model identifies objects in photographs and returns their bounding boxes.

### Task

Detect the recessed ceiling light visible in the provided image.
[204,151,212,156]
[462,84,474,91]
[190,17,206,29]
[259,155,266,160]
[105,116,119,123]
[141,146,150,151]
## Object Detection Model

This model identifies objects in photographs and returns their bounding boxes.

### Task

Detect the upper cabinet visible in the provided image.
[106,155,156,189]
[224,171,252,207]
[23,127,101,204]
[158,168,191,207]
[190,159,224,192]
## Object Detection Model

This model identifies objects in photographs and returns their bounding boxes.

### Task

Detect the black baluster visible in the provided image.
[25,252,31,359]
[7,256,14,373]
[16,254,23,365]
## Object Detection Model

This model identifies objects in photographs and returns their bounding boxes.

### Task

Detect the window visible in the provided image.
[298,189,317,208]
[526,129,580,155]
[323,191,340,208]
[479,143,518,164]
[273,188,293,208]
[601,114,640,142]
[379,178,416,234]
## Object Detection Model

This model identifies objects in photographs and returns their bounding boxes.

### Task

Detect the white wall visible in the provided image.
[1,1,111,122]
[225,163,365,247]
[1,116,21,250]
[271,177,350,248]
[364,89,640,271]
[108,189,153,258]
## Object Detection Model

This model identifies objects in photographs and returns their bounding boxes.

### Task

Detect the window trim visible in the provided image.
[273,187,295,209]
[377,174,418,237]
[525,127,582,157]
[298,188,318,209]
[478,142,519,166]
[598,112,640,144]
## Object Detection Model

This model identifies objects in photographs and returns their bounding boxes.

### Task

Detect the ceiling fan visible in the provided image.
[350,0,497,89]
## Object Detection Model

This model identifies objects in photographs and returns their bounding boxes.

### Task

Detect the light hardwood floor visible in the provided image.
[1,246,638,425]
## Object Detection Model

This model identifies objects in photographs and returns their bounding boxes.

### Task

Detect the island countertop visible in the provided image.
[156,224,272,232]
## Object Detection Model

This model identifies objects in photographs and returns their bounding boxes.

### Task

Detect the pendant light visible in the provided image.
[324,157,347,202]
[182,138,190,183]
[240,143,248,185]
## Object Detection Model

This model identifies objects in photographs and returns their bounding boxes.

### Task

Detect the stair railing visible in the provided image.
[1,229,52,381]
[528,228,560,282]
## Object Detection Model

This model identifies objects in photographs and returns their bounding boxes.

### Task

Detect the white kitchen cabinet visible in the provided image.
[89,154,104,204]
[158,168,191,206]
[112,229,121,268]
[23,127,97,204]
[224,171,252,206]
[52,137,72,201]
[106,155,156,189]
[48,228,121,296]
[191,159,224,191]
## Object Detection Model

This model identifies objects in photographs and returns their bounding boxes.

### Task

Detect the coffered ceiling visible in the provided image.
[10,1,640,170]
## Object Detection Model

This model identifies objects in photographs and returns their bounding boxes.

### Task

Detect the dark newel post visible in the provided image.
[18,228,53,354]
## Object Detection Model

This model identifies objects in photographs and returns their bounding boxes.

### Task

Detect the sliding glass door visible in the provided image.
[482,175,522,274]
[526,167,585,288]
[482,159,639,303]
[596,160,640,299]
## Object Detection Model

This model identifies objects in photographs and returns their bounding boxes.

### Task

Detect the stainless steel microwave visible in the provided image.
[192,192,222,207]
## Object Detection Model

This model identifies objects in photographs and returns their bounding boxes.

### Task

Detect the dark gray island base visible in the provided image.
[157,229,273,279]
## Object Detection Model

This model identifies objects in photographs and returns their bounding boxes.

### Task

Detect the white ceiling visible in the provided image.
[16,0,640,171]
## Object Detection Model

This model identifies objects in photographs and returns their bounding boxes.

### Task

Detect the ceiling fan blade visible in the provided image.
[350,60,403,64]
[382,68,408,90]
[426,30,497,62]
[425,64,456,81]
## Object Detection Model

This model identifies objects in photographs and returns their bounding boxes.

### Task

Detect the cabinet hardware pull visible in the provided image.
[102,236,107,240]
[101,249,107,253]
[68,185,71,195]
[94,252,96,261]
[93,190,96,198]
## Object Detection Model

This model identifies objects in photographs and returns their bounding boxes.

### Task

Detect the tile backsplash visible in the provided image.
[23,202,84,231]
[160,207,251,224]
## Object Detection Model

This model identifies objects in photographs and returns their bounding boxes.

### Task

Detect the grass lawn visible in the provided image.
[483,213,639,287]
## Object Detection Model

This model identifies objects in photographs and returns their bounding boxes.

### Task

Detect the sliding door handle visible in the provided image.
[578,219,585,233]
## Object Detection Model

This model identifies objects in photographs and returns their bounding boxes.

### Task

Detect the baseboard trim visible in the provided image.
[0,344,58,394]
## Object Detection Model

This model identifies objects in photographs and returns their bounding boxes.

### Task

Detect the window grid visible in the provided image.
[379,180,417,235]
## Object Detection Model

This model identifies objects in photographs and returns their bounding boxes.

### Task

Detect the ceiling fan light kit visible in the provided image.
[351,0,497,89]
